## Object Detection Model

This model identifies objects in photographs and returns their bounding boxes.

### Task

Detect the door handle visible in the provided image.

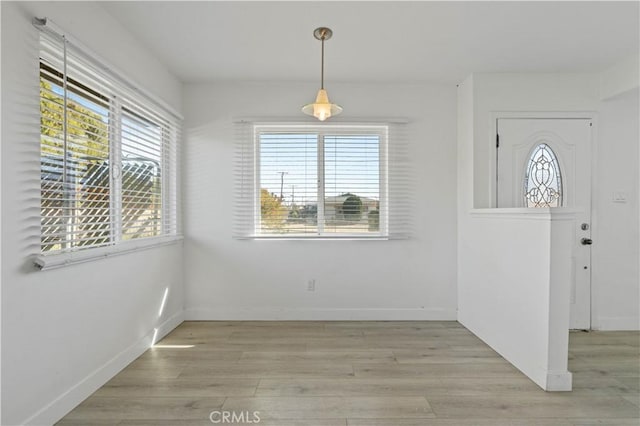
[581,238,593,245]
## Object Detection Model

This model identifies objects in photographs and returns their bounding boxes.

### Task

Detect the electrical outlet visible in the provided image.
[307,279,316,291]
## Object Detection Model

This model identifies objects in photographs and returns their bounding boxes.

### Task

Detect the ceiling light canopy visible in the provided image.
[302,27,342,121]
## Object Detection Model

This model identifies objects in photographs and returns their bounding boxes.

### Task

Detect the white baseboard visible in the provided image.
[184,307,457,321]
[23,310,184,426]
[545,370,573,391]
[593,316,640,331]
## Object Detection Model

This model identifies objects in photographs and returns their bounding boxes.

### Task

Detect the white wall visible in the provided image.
[459,209,574,390]
[599,54,640,101]
[1,2,184,425]
[593,88,640,329]
[183,81,458,320]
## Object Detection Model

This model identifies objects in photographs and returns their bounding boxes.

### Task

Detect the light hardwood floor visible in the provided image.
[57,321,639,425]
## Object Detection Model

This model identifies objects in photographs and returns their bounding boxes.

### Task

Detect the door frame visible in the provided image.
[490,111,598,329]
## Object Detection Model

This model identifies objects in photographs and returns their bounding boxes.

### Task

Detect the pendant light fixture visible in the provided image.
[302,27,342,121]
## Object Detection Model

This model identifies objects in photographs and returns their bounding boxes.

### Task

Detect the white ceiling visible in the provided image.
[101,1,639,84]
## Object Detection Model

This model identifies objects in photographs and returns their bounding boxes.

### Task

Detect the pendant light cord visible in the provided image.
[320,34,325,90]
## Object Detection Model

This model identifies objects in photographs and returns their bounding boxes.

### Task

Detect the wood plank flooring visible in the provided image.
[56,322,640,425]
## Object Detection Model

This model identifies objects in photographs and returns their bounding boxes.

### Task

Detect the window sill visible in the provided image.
[238,234,390,241]
[33,235,183,271]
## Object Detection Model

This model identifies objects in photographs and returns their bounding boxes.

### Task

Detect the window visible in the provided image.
[523,143,563,208]
[258,127,385,236]
[38,29,180,260]
[235,124,401,239]
[40,62,112,251]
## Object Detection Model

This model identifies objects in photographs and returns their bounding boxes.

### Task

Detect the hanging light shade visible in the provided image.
[302,27,342,121]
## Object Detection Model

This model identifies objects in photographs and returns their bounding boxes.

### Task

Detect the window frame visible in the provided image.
[253,124,389,239]
[522,142,564,208]
[39,61,114,252]
[35,32,181,270]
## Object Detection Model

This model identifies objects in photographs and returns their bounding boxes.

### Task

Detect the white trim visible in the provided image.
[470,208,576,221]
[587,115,599,332]
[379,126,389,236]
[317,129,326,234]
[592,316,640,331]
[109,95,123,245]
[185,307,456,321]
[22,311,184,426]
[545,370,573,391]
[34,235,183,271]
[237,236,390,241]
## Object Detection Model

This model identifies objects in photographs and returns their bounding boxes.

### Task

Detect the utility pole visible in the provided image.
[291,185,295,206]
[276,171,288,201]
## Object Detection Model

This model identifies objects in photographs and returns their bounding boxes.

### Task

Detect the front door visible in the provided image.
[497,118,592,329]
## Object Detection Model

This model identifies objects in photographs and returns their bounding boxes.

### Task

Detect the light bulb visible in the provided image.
[315,103,331,121]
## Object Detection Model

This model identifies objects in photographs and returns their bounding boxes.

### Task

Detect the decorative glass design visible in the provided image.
[524,143,563,207]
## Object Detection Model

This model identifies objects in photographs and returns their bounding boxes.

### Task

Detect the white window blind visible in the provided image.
[259,132,318,235]
[235,122,411,239]
[37,22,180,262]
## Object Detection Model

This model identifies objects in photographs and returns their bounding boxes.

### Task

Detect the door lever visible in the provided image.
[581,238,593,245]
